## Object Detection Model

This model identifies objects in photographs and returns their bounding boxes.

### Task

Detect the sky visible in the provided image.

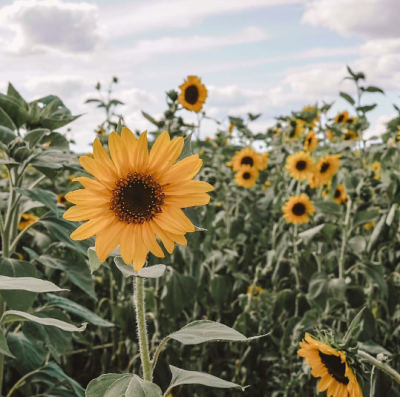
[0,0,399,152]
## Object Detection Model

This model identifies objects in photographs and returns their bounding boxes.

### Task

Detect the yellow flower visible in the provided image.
[396,126,400,141]
[43,141,51,147]
[304,131,318,152]
[333,184,347,204]
[346,116,358,125]
[298,333,363,397]
[354,151,360,157]
[288,119,306,139]
[309,155,341,188]
[205,137,211,142]
[326,129,335,142]
[322,188,330,198]
[18,213,39,230]
[1,173,8,178]
[235,166,258,189]
[63,129,213,271]
[18,253,23,260]
[285,151,315,181]
[282,194,314,224]
[247,285,264,299]
[343,130,358,141]
[262,181,271,191]
[178,76,208,113]
[364,220,376,230]
[232,148,267,171]
[229,123,234,133]
[372,162,381,172]
[334,111,349,124]
[57,194,67,205]
[274,128,281,135]
[96,127,106,136]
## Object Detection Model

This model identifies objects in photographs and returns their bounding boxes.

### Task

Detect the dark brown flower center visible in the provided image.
[110,172,165,224]
[292,203,306,216]
[296,160,307,171]
[337,115,345,123]
[243,172,251,180]
[334,189,341,198]
[319,352,349,385]
[307,137,312,145]
[241,156,254,167]
[184,85,199,105]
[320,162,330,173]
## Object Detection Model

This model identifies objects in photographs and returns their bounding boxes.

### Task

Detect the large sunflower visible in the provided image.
[298,333,363,397]
[334,111,349,124]
[178,76,208,113]
[235,166,258,188]
[285,151,315,181]
[282,194,314,224]
[309,155,341,188]
[64,129,213,271]
[304,131,318,152]
[333,184,348,204]
[232,148,267,171]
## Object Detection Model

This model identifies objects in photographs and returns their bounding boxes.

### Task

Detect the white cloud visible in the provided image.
[302,0,400,39]
[0,0,102,54]
[365,113,397,139]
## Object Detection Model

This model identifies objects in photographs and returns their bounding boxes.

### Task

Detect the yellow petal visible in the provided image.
[65,189,111,206]
[109,132,130,178]
[119,224,135,265]
[80,156,115,190]
[163,206,195,232]
[95,219,122,262]
[160,155,202,184]
[70,216,114,241]
[63,204,111,221]
[72,177,109,192]
[121,127,137,168]
[149,221,175,254]
[317,375,333,392]
[142,222,164,258]
[93,138,118,179]
[133,226,148,271]
[153,137,184,178]
[165,180,214,195]
[134,131,149,173]
[149,131,170,168]
[165,193,210,208]
[165,231,187,246]
[153,211,187,234]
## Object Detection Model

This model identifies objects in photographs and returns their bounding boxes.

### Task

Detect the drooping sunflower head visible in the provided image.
[288,119,306,139]
[57,194,67,205]
[334,111,349,124]
[235,166,259,189]
[285,151,315,181]
[304,131,318,152]
[282,194,314,224]
[343,130,358,141]
[333,184,348,204]
[18,213,39,230]
[309,154,341,188]
[63,129,213,271]
[232,147,267,171]
[298,333,363,397]
[178,76,208,113]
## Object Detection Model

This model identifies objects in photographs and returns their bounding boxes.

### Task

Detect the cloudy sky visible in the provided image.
[0,0,399,151]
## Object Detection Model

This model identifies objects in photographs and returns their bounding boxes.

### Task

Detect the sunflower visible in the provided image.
[235,166,258,189]
[178,76,208,113]
[18,213,39,230]
[334,111,349,124]
[346,116,357,125]
[304,131,318,152]
[364,220,376,230]
[229,123,234,133]
[58,194,67,205]
[96,127,106,136]
[372,162,381,172]
[232,148,267,171]
[298,333,363,397]
[247,285,264,299]
[397,126,400,141]
[288,119,306,139]
[326,129,335,142]
[343,130,358,141]
[282,194,314,224]
[333,184,347,204]
[285,151,315,181]
[262,181,271,191]
[303,105,320,127]
[309,155,341,188]
[63,129,213,271]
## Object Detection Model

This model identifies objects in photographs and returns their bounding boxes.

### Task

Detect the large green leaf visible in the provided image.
[24,128,50,148]
[86,373,162,397]
[0,107,16,130]
[0,276,66,293]
[0,125,16,144]
[114,257,166,279]
[0,258,37,310]
[177,131,194,161]
[0,327,14,358]
[0,93,29,128]
[46,294,113,327]
[88,247,105,274]
[167,365,245,392]
[15,187,58,215]
[1,310,87,332]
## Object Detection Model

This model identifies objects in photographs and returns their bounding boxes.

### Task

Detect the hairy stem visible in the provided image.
[358,350,400,385]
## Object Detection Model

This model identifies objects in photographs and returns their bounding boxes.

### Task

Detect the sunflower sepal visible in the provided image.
[114,257,167,279]
[178,131,194,161]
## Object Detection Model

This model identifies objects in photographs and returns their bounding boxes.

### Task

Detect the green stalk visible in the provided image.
[339,198,352,280]
[358,350,400,385]
[134,277,152,381]
[0,295,4,394]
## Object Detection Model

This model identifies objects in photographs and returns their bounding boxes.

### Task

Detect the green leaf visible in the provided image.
[370,367,392,397]
[0,327,14,358]
[386,204,397,226]
[178,131,194,161]
[0,107,17,131]
[168,320,267,345]
[0,93,29,128]
[340,92,355,106]
[362,86,385,94]
[24,128,50,148]
[15,188,58,215]
[141,111,160,127]
[88,247,104,274]
[348,236,366,257]
[314,201,343,217]
[46,294,113,327]
[7,83,28,109]
[0,125,16,144]
[353,209,378,227]
[0,258,37,311]
[359,263,387,297]
[0,276,66,293]
[39,131,70,151]
[367,215,386,252]
[343,307,366,346]
[357,104,377,113]
[86,373,163,397]
[167,365,245,392]
[298,224,325,241]
[1,310,87,332]
[210,275,230,305]
[114,257,166,279]
[40,115,81,131]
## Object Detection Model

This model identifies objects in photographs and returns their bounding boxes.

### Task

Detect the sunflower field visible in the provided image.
[0,67,399,397]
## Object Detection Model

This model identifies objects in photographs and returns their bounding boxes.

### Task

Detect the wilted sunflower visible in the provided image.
[298,333,363,397]
[18,213,39,230]
[282,194,314,224]
[288,119,306,139]
[343,130,358,141]
[64,129,213,271]
[309,155,341,188]
[334,111,349,124]
[333,185,347,204]
[232,148,267,171]
[58,194,67,205]
[235,166,258,189]
[178,76,208,113]
[285,151,315,181]
[304,131,318,152]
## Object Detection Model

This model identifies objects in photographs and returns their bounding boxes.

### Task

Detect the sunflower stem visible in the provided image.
[339,198,352,280]
[358,350,400,385]
[134,276,152,382]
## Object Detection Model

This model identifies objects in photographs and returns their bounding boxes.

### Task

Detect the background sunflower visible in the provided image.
[285,151,315,181]
[235,165,259,188]
[282,194,314,224]
[178,75,208,113]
